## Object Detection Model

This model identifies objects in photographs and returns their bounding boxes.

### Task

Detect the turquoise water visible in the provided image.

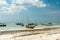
[0,23,26,31]
[0,23,60,31]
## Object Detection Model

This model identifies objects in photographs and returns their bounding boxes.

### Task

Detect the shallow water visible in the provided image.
[0,23,60,31]
[0,23,26,31]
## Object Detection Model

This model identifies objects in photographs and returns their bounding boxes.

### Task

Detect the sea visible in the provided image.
[0,23,60,31]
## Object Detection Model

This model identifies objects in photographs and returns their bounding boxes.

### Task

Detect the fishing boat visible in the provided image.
[0,23,6,27]
[25,16,38,29]
[41,23,53,26]
[16,23,24,26]
[46,23,53,26]
[26,23,36,29]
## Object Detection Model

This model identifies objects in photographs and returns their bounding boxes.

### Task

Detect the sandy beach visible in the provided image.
[0,0,60,40]
[0,26,60,40]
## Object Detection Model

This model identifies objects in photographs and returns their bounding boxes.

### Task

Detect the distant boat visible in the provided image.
[41,23,53,26]
[0,23,6,27]
[16,23,24,26]
[46,23,53,26]
[26,23,36,29]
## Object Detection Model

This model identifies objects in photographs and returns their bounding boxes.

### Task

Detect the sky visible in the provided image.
[0,0,60,23]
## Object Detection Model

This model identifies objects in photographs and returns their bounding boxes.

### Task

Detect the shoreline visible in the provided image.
[0,27,60,40]
[0,27,60,35]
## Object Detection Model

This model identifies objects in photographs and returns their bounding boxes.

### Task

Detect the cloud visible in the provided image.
[0,0,46,14]
[0,0,27,14]
[27,0,46,7]
[0,0,8,6]
[15,0,46,7]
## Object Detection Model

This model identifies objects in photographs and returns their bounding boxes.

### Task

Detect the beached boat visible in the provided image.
[0,23,6,27]
[26,16,38,29]
[26,23,36,29]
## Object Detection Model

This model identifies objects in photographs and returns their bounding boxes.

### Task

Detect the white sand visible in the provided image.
[0,26,60,40]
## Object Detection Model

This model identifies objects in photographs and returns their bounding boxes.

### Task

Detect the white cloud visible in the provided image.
[6,5,27,14]
[0,0,9,6]
[0,0,27,14]
[0,0,46,14]
[15,0,25,4]
[0,3,27,14]
[27,0,46,7]
[15,0,46,7]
